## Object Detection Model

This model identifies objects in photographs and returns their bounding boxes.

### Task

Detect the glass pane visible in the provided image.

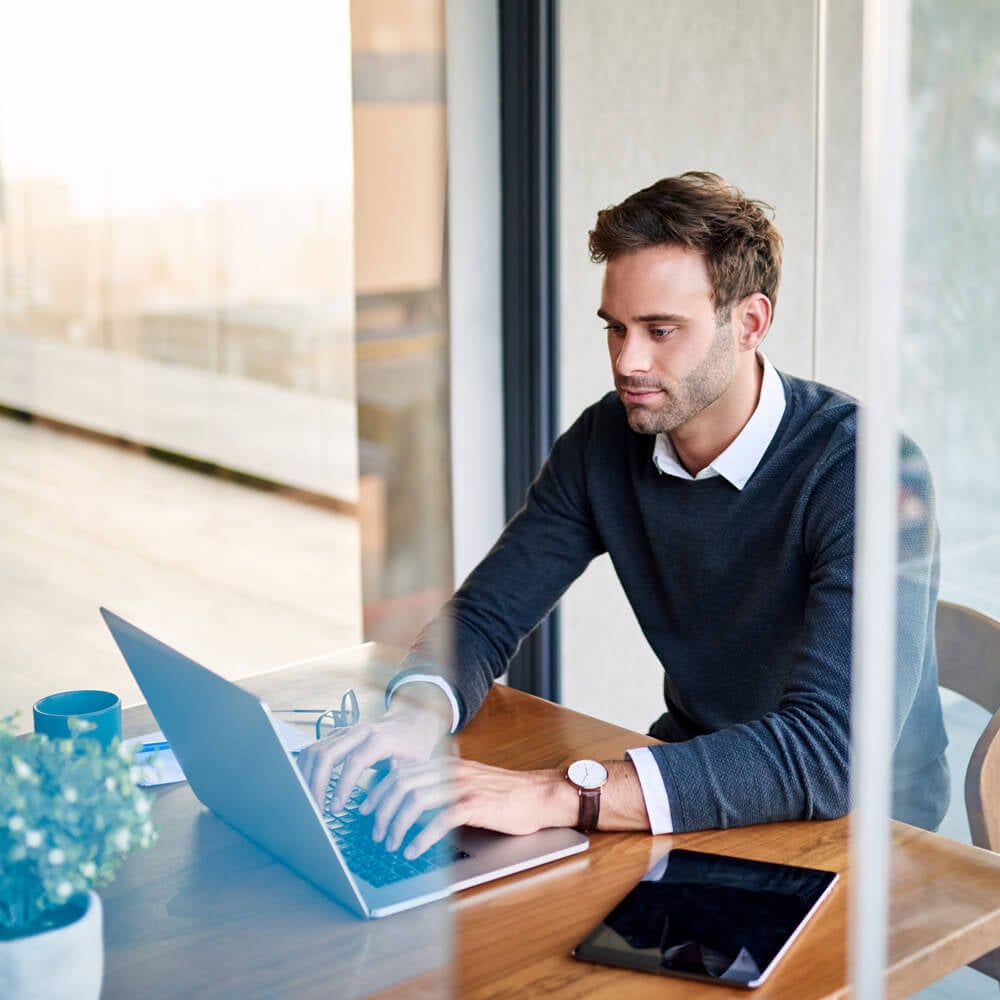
[895,2,1000,997]
[0,0,455,993]
[0,0,363,727]
[351,0,453,646]
[0,0,357,499]
[902,1,1000,623]
[900,0,1000,841]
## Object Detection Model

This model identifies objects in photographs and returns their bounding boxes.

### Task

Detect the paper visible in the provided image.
[124,719,316,787]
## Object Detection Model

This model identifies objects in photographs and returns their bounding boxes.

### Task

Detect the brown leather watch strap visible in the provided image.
[577,787,601,833]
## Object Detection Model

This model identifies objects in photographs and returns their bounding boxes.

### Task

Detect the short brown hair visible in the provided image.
[588,171,783,315]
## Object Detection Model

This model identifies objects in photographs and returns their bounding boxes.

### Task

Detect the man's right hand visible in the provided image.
[297,688,452,810]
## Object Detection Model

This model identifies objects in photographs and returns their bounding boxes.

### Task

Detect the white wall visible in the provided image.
[444,0,506,585]
[815,0,864,398]
[557,0,853,732]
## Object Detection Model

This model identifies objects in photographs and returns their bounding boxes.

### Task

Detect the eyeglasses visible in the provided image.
[273,689,360,739]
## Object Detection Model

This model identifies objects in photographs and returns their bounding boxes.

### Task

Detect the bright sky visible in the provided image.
[0,0,354,216]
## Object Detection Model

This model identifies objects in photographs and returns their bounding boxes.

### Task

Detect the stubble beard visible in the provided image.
[621,318,738,436]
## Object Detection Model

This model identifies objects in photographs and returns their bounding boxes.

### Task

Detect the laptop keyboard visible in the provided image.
[322,771,469,888]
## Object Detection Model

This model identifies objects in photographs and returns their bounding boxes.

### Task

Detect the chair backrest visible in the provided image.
[935,600,1000,852]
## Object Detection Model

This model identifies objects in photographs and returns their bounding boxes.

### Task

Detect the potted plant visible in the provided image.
[0,715,157,999]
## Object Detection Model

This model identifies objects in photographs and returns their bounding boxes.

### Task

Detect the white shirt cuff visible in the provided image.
[626,746,674,834]
[385,674,461,734]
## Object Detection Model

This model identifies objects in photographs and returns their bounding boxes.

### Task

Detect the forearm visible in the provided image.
[361,756,651,857]
[533,760,651,832]
[401,425,605,727]
[596,761,650,830]
[649,704,851,831]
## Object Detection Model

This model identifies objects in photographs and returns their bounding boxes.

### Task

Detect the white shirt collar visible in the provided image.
[651,354,786,490]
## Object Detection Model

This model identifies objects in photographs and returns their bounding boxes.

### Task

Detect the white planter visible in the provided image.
[0,891,103,1000]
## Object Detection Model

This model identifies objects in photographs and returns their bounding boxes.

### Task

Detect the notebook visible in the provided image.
[101,608,588,919]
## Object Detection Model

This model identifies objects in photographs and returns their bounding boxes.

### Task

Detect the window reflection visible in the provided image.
[0,1,457,734]
[0,0,356,495]
[351,0,453,645]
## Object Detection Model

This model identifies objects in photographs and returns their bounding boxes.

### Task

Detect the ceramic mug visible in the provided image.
[33,690,122,749]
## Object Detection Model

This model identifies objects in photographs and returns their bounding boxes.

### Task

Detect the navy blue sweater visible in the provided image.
[401,372,948,832]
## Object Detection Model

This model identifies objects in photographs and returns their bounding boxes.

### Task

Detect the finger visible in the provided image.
[360,758,441,816]
[297,722,364,778]
[307,747,343,803]
[296,741,326,796]
[301,726,372,803]
[333,734,393,810]
[382,777,456,852]
[366,763,447,842]
[402,804,465,859]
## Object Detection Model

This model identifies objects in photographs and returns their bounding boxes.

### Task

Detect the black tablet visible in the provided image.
[573,848,838,989]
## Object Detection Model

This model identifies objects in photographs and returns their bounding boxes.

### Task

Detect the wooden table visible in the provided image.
[102,645,1000,999]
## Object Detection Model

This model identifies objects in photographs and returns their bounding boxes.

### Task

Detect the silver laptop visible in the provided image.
[101,608,588,919]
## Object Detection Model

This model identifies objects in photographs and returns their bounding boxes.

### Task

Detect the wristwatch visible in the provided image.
[566,759,609,833]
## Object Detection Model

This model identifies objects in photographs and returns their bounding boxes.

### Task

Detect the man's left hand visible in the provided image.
[359,758,578,858]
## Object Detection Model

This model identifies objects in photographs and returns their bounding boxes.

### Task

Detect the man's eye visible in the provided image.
[650,327,675,339]
[604,324,625,336]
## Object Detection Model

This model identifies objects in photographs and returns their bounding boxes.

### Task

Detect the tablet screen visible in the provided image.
[573,848,838,989]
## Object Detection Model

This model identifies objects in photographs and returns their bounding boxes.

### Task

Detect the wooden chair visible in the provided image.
[935,599,1000,982]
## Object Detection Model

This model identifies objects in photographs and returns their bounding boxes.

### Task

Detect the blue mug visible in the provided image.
[33,690,122,749]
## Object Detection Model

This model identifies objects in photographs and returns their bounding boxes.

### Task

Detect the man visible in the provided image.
[299,172,949,859]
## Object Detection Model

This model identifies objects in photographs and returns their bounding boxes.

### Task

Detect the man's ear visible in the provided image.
[734,293,772,351]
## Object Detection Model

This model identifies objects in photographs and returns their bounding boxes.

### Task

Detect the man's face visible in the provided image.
[599,244,739,436]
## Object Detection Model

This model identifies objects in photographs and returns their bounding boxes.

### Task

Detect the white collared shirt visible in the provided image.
[628,353,786,833]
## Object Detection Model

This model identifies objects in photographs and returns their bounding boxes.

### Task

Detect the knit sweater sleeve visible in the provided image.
[891,438,942,771]
[646,437,859,831]
[394,410,606,726]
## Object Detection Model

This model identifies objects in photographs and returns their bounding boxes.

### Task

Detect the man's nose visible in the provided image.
[613,330,652,375]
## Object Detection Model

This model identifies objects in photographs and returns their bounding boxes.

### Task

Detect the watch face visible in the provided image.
[568,759,608,790]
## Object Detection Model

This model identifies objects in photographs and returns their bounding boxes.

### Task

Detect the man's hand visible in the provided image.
[357,758,650,858]
[297,698,450,810]
[359,758,578,858]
